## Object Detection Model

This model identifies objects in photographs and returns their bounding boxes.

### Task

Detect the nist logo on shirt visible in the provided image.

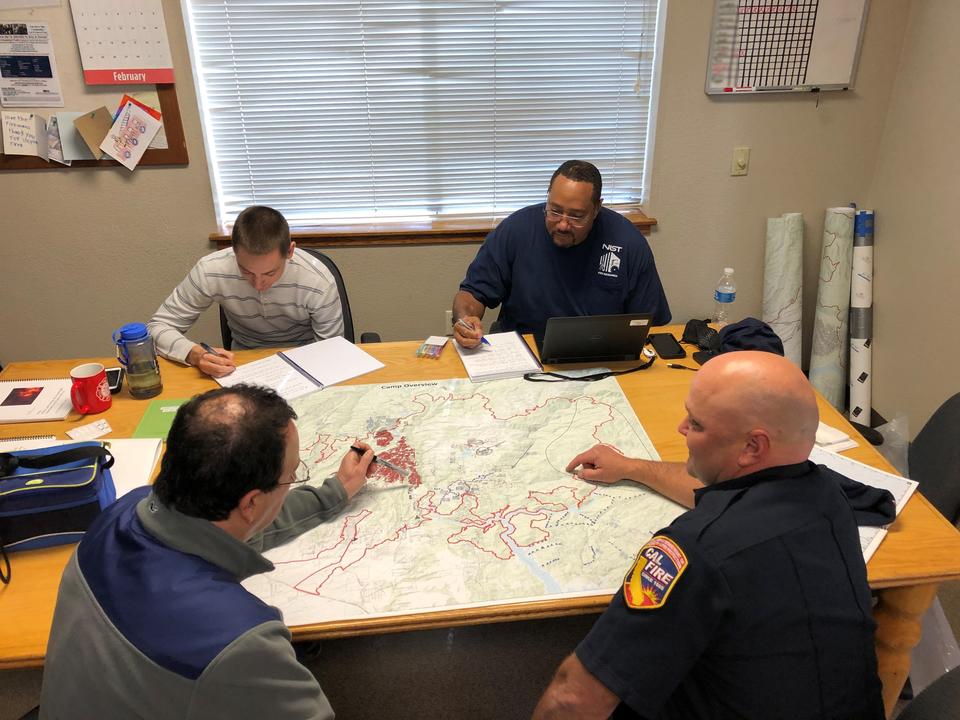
[598,243,622,278]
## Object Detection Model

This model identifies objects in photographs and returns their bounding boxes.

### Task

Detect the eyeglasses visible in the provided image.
[278,459,310,487]
[543,205,593,228]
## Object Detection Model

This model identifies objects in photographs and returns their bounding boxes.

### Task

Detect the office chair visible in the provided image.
[902,392,960,710]
[220,248,380,348]
[897,665,960,720]
[909,392,960,525]
[17,707,39,720]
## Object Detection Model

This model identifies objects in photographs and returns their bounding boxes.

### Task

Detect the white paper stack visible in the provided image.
[815,421,858,453]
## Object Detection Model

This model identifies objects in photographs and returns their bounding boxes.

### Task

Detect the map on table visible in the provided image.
[244,376,686,627]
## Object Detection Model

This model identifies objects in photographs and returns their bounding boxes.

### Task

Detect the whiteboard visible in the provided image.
[705,0,869,94]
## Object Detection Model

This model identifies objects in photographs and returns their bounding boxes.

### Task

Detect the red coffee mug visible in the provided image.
[70,363,113,415]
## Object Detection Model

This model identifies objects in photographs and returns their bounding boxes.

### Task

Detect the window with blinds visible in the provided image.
[183,1,665,228]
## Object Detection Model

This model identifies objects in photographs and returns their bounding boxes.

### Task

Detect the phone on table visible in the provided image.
[106,367,125,394]
[648,333,686,360]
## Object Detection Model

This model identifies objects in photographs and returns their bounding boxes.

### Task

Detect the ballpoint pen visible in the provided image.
[350,445,410,477]
[455,317,492,346]
[199,342,228,359]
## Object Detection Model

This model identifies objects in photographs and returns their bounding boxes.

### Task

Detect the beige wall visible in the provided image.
[1,1,949,432]
[866,0,960,434]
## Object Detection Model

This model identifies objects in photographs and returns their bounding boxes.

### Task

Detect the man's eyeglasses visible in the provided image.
[543,206,592,228]
[278,459,311,487]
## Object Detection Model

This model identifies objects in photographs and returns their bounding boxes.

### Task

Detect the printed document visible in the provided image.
[809,445,919,561]
[0,21,63,107]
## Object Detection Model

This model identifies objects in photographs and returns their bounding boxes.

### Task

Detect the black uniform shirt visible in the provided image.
[576,461,885,720]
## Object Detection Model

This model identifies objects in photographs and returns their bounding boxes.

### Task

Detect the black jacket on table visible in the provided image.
[576,461,886,720]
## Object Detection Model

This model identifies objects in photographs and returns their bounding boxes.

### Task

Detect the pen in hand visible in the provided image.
[350,445,410,477]
[455,318,492,346]
[199,342,228,359]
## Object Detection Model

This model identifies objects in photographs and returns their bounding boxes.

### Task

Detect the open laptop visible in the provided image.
[536,313,654,364]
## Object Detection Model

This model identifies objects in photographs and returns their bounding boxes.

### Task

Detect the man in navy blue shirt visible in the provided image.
[452,160,671,348]
[533,352,885,720]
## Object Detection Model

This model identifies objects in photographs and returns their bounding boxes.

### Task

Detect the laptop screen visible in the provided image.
[538,314,654,364]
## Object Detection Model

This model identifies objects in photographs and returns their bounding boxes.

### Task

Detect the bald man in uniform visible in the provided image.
[533,351,884,720]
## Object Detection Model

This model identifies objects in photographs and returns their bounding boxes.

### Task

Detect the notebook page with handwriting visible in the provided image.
[454,331,542,382]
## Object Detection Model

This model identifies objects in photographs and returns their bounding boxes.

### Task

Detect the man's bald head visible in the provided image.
[680,351,819,483]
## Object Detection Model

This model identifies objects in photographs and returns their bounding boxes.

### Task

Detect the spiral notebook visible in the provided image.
[0,378,73,424]
[215,337,384,401]
[454,332,542,382]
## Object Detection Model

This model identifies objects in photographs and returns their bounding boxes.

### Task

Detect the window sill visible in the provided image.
[210,208,656,249]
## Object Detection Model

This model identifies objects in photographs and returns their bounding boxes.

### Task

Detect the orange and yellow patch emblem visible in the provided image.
[624,535,688,610]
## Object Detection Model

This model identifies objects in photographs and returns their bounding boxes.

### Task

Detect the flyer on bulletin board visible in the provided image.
[0,21,64,107]
[99,100,163,170]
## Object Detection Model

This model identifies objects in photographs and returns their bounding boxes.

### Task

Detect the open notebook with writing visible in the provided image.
[454,331,542,382]
[216,336,384,401]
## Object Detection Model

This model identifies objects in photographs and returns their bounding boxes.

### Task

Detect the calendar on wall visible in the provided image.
[69,0,174,85]
[705,0,868,94]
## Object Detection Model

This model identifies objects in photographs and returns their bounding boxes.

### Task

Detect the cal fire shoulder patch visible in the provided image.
[623,535,688,610]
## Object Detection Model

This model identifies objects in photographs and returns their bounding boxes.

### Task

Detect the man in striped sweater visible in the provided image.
[148,206,344,378]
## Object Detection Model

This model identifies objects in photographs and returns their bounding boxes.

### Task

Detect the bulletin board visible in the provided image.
[705,0,869,94]
[0,1,187,170]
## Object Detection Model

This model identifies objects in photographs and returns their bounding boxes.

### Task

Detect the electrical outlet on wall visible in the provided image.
[444,309,453,336]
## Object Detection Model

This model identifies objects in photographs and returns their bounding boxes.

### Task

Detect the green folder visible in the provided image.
[132,399,189,439]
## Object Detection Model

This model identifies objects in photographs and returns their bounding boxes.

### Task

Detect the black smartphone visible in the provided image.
[649,333,686,359]
[106,367,125,394]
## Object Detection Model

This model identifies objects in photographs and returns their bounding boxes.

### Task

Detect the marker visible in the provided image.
[199,342,228,359]
[350,445,410,477]
[455,318,491,346]
[667,364,698,372]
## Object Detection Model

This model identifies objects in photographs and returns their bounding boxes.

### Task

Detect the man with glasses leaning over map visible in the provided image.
[40,385,374,720]
[452,159,671,348]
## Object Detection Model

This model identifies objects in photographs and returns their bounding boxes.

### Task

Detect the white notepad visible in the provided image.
[216,337,385,401]
[454,331,542,382]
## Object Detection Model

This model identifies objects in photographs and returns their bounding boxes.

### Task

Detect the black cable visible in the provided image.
[523,354,655,382]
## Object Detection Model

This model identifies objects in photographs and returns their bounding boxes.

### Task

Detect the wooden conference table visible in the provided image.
[2,328,959,717]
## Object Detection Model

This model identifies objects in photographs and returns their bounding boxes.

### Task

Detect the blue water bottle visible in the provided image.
[113,323,163,399]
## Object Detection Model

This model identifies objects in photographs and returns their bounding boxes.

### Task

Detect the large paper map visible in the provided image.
[244,377,686,627]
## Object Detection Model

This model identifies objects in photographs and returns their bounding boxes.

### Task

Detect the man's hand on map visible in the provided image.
[566,444,635,484]
[568,444,701,509]
[337,441,375,499]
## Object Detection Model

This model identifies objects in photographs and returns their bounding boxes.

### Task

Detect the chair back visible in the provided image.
[301,248,355,343]
[219,248,355,348]
[909,393,960,525]
[896,665,960,720]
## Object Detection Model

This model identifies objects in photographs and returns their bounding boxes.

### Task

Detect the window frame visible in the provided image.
[183,0,668,241]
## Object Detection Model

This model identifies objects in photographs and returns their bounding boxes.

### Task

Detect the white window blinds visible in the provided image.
[183,0,664,227]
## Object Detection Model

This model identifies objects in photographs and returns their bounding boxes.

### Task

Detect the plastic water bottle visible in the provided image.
[113,322,163,399]
[712,267,737,328]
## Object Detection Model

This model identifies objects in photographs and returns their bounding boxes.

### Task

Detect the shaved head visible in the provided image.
[680,351,819,484]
